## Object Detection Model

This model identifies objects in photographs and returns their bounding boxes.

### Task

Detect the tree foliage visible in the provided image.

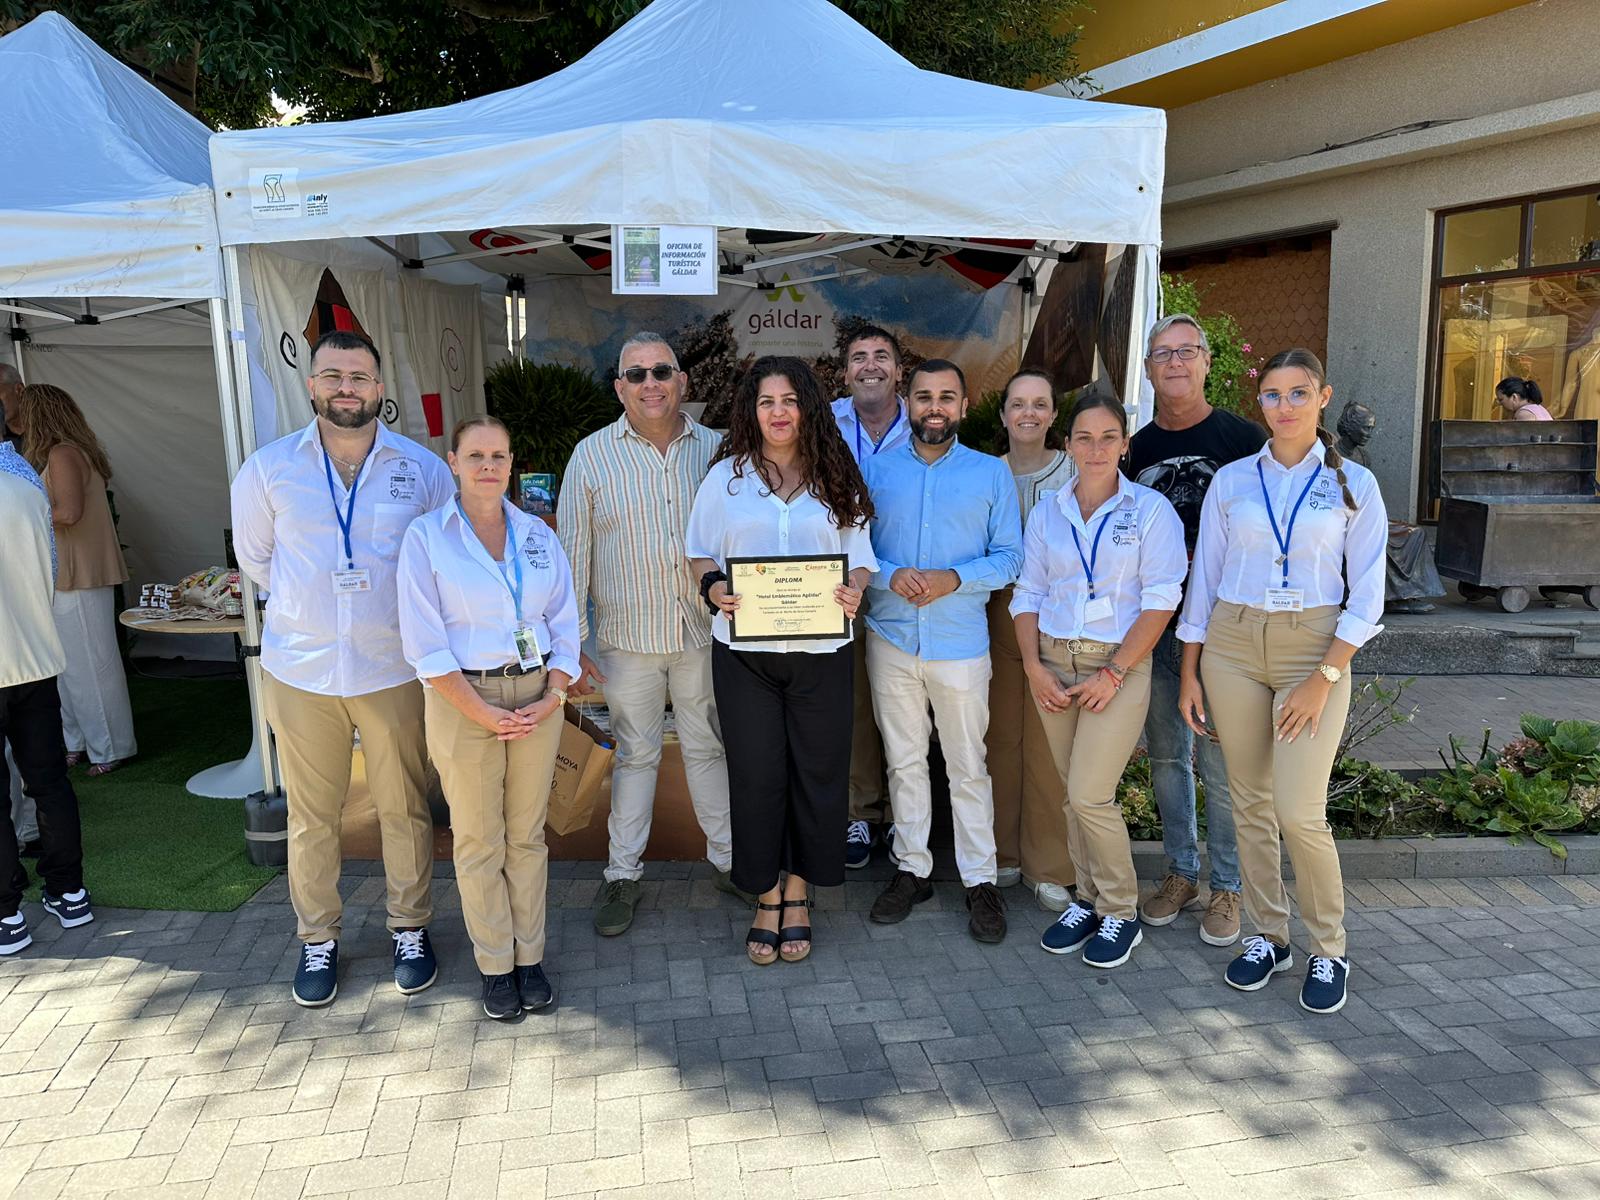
[3,0,1085,129]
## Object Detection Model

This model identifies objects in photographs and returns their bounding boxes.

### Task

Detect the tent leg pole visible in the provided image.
[1123,244,1159,430]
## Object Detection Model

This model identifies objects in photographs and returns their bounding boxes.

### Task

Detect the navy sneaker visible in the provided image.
[845,820,874,869]
[1225,935,1295,992]
[482,972,521,1021]
[293,939,339,1007]
[41,888,94,929]
[0,913,30,956]
[516,963,556,1011]
[1083,914,1142,968]
[1040,902,1099,955]
[1300,955,1350,1014]
[392,928,438,995]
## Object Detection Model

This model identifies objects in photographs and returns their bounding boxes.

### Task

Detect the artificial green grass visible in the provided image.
[23,672,278,912]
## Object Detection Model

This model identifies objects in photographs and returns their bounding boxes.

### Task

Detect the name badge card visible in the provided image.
[332,568,371,594]
[1084,596,1115,623]
[513,626,545,671]
[1264,587,1304,613]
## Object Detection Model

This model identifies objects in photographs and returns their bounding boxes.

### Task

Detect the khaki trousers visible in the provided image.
[848,611,889,824]
[986,589,1073,887]
[426,671,561,975]
[1199,601,1350,957]
[1032,637,1150,920]
[262,674,433,944]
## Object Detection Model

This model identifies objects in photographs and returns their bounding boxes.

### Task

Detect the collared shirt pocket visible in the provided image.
[372,502,423,557]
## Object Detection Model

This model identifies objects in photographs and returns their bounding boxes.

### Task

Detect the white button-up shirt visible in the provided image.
[832,395,911,465]
[231,419,454,697]
[1010,475,1186,642]
[1177,439,1388,648]
[398,497,582,682]
[685,457,878,654]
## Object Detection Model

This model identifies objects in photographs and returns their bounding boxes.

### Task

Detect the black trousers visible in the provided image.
[712,640,853,895]
[0,676,83,916]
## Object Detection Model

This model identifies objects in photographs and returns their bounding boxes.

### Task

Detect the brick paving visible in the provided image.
[6,860,1600,1198]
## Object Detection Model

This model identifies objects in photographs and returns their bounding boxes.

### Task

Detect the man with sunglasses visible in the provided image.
[558,332,738,938]
[1125,314,1266,948]
[232,329,454,1007]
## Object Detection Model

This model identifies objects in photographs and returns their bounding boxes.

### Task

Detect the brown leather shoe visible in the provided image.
[966,883,1007,944]
[1140,874,1199,927]
[1199,889,1242,947]
[870,871,932,924]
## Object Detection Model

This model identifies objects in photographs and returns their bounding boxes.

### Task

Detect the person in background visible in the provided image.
[1125,314,1265,947]
[14,384,136,777]
[399,416,578,1021]
[1178,348,1388,1014]
[0,366,37,864]
[1495,376,1553,421]
[987,369,1076,912]
[688,357,875,965]
[0,361,20,443]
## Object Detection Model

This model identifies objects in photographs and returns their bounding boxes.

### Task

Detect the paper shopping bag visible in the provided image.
[546,702,614,836]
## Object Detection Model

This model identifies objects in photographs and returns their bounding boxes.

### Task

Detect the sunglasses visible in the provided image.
[621,364,677,384]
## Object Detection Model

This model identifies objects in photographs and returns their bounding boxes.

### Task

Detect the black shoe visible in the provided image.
[18,838,41,860]
[870,870,933,924]
[966,883,1007,944]
[482,972,522,1021]
[516,963,556,1011]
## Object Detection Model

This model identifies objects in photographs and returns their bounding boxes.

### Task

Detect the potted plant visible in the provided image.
[484,360,621,505]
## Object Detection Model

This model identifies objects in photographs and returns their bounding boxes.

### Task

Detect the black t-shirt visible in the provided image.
[1125,408,1267,553]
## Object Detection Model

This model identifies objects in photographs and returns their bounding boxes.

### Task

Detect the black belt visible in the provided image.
[470,658,547,682]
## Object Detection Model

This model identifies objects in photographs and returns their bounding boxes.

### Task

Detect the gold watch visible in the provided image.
[1315,663,1342,684]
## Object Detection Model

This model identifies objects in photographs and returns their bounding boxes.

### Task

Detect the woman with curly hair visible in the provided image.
[13,384,135,776]
[686,356,876,965]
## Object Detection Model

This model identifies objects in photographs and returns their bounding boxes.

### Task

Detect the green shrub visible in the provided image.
[1159,273,1253,417]
[484,360,620,486]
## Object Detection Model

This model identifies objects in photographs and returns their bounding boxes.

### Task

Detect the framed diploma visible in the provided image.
[726,555,849,643]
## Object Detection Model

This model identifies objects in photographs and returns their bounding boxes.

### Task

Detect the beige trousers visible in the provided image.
[262,674,434,944]
[1032,637,1151,920]
[1199,601,1350,957]
[986,589,1073,887]
[426,671,561,975]
[848,610,889,824]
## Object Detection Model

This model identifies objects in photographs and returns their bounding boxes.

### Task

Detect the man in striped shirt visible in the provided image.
[559,332,741,937]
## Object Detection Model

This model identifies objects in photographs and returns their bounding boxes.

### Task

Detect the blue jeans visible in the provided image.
[1144,628,1239,893]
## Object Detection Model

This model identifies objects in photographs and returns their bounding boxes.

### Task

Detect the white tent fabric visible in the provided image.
[0,12,221,299]
[209,0,1166,250]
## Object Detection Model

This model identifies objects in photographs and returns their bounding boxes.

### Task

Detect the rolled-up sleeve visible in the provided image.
[1008,504,1051,619]
[1139,496,1189,614]
[229,457,275,593]
[1176,484,1227,644]
[397,523,460,680]
[540,533,584,681]
[1335,473,1389,648]
[840,518,879,576]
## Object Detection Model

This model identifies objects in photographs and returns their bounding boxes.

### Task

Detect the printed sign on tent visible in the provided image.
[611,225,718,296]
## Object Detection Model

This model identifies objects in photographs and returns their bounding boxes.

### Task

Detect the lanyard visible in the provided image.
[458,500,523,617]
[854,405,903,460]
[1256,459,1321,588]
[322,450,367,570]
[1069,512,1112,599]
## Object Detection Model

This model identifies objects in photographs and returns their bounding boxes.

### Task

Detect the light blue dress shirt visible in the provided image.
[863,441,1022,661]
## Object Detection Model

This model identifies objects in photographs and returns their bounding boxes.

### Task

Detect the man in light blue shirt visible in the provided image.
[862,359,1022,944]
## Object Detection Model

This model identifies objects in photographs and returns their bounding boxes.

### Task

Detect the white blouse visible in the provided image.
[1009,475,1186,643]
[1177,439,1387,648]
[685,457,879,654]
[398,497,582,681]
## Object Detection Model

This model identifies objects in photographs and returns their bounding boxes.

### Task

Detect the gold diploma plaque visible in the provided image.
[727,555,849,643]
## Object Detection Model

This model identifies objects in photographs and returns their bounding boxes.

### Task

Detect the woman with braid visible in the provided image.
[1176,349,1387,1014]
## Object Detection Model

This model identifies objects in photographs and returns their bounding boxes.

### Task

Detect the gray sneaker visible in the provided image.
[594,879,643,936]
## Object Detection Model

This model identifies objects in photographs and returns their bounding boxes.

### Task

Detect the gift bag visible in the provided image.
[546,702,614,836]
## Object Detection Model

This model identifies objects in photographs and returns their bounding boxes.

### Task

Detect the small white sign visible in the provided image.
[612,224,719,295]
[250,168,303,220]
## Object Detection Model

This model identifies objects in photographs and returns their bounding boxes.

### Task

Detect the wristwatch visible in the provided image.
[550,687,569,705]
[1316,663,1342,684]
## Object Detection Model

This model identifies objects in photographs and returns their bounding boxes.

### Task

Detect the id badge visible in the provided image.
[1084,596,1115,623]
[331,568,371,594]
[1264,587,1304,613]
[513,626,544,671]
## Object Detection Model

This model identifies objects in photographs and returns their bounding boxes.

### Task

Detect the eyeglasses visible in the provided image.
[312,370,378,388]
[1147,345,1205,364]
[1259,387,1318,409]
[621,364,677,384]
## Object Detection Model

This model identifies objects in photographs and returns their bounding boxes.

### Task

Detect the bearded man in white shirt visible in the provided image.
[231,329,454,1008]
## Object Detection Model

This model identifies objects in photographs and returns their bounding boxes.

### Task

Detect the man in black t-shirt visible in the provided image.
[1124,314,1266,948]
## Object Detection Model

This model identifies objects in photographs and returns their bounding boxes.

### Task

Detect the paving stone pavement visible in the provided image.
[5,860,1600,1200]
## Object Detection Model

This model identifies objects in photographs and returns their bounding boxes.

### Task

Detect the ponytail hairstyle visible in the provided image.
[450,413,510,450]
[1259,348,1357,511]
[1065,391,1130,438]
[1496,376,1544,407]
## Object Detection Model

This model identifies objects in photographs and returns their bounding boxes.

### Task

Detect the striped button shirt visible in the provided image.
[557,411,721,655]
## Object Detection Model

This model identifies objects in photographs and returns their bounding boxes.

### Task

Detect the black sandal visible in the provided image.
[779,896,813,963]
[746,901,783,965]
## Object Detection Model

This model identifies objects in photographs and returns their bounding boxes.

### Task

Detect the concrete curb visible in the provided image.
[1131,835,1600,879]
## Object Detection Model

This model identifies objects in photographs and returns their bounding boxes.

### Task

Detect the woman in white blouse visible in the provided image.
[1176,348,1388,1015]
[398,416,580,1022]
[686,357,876,966]
[1011,394,1186,971]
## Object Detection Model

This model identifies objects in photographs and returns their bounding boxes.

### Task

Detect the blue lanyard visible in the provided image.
[458,500,523,618]
[1256,459,1321,588]
[854,405,903,460]
[322,450,366,570]
[1070,512,1112,599]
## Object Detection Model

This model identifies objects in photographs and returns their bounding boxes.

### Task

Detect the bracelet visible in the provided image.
[1097,666,1123,691]
[550,687,569,706]
[699,569,729,613]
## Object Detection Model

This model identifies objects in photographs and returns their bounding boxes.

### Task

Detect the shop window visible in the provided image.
[1530,192,1600,268]
[1439,204,1520,277]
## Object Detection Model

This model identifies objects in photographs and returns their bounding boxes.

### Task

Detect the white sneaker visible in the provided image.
[1030,880,1072,913]
[995,866,1023,888]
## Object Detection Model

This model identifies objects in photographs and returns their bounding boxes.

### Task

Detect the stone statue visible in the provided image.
[1335,400,1444,613]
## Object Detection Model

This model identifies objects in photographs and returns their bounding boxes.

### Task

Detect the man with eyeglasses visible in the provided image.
[1125,314,1266,948]
[558,331,739,938]
[231,329,454,1007]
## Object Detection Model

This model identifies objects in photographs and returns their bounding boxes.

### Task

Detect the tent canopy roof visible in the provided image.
[211,0,1165,251]
[0,12,221,299]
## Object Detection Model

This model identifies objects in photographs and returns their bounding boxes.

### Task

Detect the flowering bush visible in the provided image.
[1158,273,1254,416]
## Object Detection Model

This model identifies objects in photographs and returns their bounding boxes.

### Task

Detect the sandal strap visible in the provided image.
[746,927,781,949]
[755,901,784,912]
[781,897,812,909]
[778,926,812,943]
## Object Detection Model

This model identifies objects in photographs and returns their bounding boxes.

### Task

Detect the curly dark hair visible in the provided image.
[712,356,873,529]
